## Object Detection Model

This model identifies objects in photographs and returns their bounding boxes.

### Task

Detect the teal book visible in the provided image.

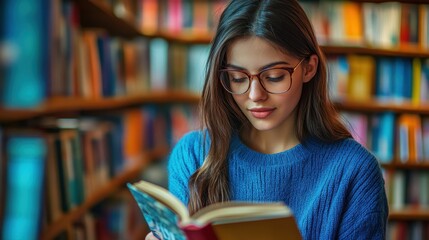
[2,135,47,240]
[1,0,48,108]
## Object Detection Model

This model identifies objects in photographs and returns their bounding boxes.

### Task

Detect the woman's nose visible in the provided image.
[248,78,268,101]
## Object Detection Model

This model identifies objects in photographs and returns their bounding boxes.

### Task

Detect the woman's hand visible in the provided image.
[145,232,160,240]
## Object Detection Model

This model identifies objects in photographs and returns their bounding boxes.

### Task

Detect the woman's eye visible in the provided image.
[231,77,247,83]
[266,75,285,82]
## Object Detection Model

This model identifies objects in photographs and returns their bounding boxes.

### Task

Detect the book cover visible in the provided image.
[127,180,302,240]
[128,182,186,240]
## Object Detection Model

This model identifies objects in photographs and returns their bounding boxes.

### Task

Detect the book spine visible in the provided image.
[181,223,218,240]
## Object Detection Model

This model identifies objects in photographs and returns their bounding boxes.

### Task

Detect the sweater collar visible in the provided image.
[229,132,322,166]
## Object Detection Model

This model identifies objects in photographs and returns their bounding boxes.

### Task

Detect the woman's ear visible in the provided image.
[302,54,318,83]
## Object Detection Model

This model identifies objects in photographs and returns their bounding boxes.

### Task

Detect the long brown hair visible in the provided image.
[188,0,352,214]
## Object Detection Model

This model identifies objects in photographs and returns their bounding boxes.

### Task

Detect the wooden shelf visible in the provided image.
[352,0,429,4]
[142,30,213,44]
[334,100,429,115]
[321,45,429,58]
[0,91,200,123]
[75,0,213,43]
[389,208,429,221]
[40,147,168,240]
[75,0,141,38]
[381,162,429,170]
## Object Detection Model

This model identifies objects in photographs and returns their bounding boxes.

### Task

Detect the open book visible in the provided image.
[127,180,302,240]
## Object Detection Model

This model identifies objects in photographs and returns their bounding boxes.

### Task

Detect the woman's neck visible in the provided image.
[240,126,300,154]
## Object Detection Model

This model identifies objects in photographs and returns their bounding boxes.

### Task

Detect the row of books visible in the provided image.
[0,0,211,109]
[328,55,429,104]
[301,1,429,48]
[0,104,198,239]
[384,170,429,211]
[341,112,429,163]
[46,193,147,240]
[93,0,227,35]
[134,0,226,35]
[387,221,429,240]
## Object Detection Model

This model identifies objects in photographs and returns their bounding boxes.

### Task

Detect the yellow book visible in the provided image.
[411,58,421,105]
[347,55,375,101]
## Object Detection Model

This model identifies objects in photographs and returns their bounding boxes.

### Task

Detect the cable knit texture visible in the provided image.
[168,130,389,240]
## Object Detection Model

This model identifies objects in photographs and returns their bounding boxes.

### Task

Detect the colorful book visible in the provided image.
[371,112,395,163]
[127,180,302,240]
[347,55,375,101]
[1,0,48,108]
[2,134,47,240]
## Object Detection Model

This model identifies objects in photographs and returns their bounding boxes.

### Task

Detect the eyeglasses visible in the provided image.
[219,58,306,95]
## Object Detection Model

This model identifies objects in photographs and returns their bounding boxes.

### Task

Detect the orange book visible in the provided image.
[397,114,423,163]
[193,1,210,35]
[343,2,364,45]
[81,31,102,98]
[140,0,159,34]
[122,41,138,94]
[123,109,146,165]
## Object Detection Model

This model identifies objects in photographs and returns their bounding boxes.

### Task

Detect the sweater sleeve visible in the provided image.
[167,131,205,206]
[337,147,389,240]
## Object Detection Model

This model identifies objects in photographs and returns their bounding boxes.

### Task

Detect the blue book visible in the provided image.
[371,112,395,163]
[2,135,47,240]
[402,58,412,100]
[187,44,210,93]
[375,57,393,100]
[97,35,116,97]
[392,58,412,102]
[1,0,48,108]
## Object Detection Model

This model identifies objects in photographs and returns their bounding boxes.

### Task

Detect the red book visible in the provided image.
[181,223,218,240]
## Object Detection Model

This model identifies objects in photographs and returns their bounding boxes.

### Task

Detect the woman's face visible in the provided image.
[225,36,312,134]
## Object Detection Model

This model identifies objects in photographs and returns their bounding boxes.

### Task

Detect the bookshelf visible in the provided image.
[0,0,202,239]
[300,1,429,238]
[40,147,167,240]
[0,92,200,123]
[1,0,429,239]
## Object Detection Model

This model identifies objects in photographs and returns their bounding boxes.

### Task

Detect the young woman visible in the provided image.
[147,0,388,239]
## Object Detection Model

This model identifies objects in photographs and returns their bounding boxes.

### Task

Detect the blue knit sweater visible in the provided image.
[168,130,389,239]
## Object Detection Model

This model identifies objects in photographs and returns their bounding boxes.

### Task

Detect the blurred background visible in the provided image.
[1,0,429,239]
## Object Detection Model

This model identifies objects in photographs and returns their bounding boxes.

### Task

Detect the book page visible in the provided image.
[189,201,292,225]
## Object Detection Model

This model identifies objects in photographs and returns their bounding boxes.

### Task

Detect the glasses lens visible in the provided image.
[260,69,291,93]
[220,70,249,94]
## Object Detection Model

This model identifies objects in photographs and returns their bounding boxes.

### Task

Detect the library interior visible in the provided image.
[1,0,429,239]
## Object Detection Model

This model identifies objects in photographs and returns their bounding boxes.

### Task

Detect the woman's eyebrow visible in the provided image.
[225,61,290,71]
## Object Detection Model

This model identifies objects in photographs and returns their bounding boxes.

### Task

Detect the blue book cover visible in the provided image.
[127,183,186,240]
[1,0,48,108]
[2,135,47,240]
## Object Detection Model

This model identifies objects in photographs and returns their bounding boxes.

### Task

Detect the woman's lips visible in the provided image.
[249,108,275,119]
